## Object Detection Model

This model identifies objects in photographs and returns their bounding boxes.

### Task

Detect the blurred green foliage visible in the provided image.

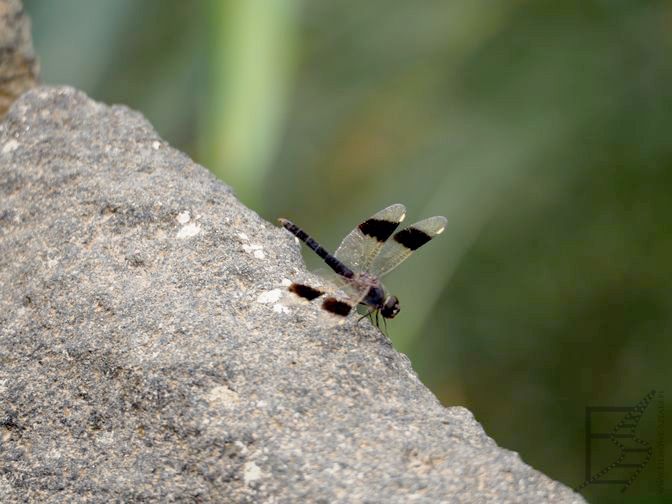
[25,0,671,500]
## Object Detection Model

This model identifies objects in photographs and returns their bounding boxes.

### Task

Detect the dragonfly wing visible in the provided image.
[369,215,447,278]
[334,203,407,272]
[289,268,371,317]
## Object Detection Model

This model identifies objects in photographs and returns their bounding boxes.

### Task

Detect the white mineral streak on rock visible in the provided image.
[176,222,201,239]
[206,385,240,406]
[243,461,262,484]
[2,139,19,153]
[243,243,265,259]
[257,289,283,304]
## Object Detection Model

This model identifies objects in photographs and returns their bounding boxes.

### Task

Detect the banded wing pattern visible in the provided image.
[288,268,372,317]
[369,215,447,278]
[334,204,406,272]
[279,216,373,317]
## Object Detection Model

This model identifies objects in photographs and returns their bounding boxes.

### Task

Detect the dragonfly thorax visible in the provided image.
[357,272,401,319]
[356,272,384,305]
[362,284,385,308]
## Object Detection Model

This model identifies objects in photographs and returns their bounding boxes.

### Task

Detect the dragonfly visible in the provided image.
[279,204,447,329]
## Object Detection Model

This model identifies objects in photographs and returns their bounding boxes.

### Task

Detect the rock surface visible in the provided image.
[0,87,585,503]
[0,0,39,119]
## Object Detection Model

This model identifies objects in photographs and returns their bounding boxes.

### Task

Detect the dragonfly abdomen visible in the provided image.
[279,218,355,279]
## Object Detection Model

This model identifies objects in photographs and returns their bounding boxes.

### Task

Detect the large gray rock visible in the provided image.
[0,87,585,503]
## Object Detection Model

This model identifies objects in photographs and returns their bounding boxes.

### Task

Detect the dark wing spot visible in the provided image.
[358,218,400,243]
[393,227,432,251]
[289,283,324,301]
[322,297,352,316]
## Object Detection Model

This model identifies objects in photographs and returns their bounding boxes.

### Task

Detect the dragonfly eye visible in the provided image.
[381,295,400,319]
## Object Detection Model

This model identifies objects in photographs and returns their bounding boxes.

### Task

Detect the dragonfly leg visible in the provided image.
[357,308,373,324]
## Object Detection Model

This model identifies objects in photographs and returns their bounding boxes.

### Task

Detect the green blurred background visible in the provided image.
[25,0,671,500]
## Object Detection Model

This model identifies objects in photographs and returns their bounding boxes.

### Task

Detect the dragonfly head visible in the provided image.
[381,295,400,319]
